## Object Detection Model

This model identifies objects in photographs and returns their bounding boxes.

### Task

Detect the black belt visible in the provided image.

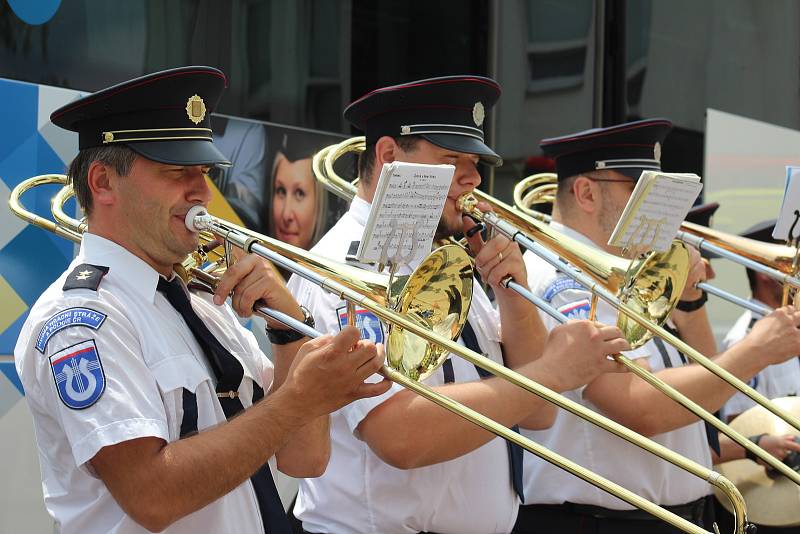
[521,495,710,522]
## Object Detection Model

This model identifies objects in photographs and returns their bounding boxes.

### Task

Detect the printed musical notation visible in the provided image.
[357,162,455,265]
[609,171,703,253]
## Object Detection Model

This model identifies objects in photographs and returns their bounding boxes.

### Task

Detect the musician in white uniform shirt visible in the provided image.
[712,219,800,534]
[513,119,800,534]
[720,220,800,421]
[288,75,631,534]
[14,67,390,534]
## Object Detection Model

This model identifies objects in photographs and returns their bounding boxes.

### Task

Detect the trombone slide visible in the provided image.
[184,207,731,534]
[474,204,800,487]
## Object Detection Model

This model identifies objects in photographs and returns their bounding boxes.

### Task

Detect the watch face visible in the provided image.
[300,305,315,328]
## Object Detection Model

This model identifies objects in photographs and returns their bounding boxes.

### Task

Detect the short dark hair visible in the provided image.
[67,145,137,215]
[357,136,421,185]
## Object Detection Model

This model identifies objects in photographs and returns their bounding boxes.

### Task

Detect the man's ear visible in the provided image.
[87,161,116,208]
[374,136,398,170]
[571,175,600,214]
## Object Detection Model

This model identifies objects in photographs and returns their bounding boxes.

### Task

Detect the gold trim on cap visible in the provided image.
[101,127,213,144]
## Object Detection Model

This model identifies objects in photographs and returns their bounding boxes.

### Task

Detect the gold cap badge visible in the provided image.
[186,94,206,125]
[654,141,662,162]
[472,102,485,127]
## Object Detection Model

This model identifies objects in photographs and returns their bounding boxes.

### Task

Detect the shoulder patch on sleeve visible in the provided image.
[36,307,107,353]
[49,339,106,410]
[63,263,109,292]
[336,305,385,344]
[557,298,592,320]
[542,275,585,302]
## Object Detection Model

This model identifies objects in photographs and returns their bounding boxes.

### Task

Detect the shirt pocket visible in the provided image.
[150,354,211,441]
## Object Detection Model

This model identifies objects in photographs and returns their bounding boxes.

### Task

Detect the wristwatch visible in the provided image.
[266,305,315,345]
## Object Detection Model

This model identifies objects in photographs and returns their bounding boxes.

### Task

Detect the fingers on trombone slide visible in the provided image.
[592,323,631,373]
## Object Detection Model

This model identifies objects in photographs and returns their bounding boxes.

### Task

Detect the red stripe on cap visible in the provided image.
[349,76,501,107]
[51,69,228,120]
[360,103,474,123]
[540,120,672,146]
[549,143,657,158]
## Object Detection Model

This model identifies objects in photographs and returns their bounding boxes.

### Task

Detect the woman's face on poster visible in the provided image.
[272,154,317,249]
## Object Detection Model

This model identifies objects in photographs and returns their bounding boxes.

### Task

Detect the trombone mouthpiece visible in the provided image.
[456,192,479,214]
[185,205,209,232]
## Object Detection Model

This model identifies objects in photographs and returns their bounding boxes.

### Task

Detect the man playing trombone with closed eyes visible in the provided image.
[13,66,395,534]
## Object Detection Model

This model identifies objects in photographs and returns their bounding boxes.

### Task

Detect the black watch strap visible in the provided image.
[266,305,315,345]
[676,289,708,312]
[745,433,767,461]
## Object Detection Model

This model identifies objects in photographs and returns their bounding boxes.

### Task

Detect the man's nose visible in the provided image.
[187,167,212,205]
[458,161,482,189]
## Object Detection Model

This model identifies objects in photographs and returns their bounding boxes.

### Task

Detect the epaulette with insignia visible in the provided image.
[63,264,109,291]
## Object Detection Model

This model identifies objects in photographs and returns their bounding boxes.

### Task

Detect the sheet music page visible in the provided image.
[773,166,800,241]
[608,171,703,253]
[356,161,454,265]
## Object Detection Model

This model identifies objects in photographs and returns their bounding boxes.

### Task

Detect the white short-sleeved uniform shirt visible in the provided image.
[288,197,519,534]
[519,222,712,509]
[14,233,274,534]
[721,306,800,420]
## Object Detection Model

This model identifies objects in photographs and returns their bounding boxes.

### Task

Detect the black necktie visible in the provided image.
[460,321,525,501]
[157,277,290,534]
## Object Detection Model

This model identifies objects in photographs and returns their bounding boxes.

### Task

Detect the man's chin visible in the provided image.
[434,219,463,242]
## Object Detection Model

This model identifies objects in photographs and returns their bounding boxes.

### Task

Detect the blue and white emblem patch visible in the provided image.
[49,340,106,410]
[543,276,584,302]
[558,299,592,320]
[337,306,385,344]
[36,307,107,353]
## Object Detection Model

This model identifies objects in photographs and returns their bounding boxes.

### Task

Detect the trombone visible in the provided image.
[513,173,793,316]
[11,174,747,534]
[316,136,800,487]
[509,172,800,442]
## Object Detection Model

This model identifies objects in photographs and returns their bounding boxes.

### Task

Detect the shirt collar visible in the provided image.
[549,220,597,248]
[76,233,163,303]
[348,196,372,227]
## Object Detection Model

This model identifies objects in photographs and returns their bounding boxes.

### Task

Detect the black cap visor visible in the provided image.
[421,133,503,167]
[128,139,232,167]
